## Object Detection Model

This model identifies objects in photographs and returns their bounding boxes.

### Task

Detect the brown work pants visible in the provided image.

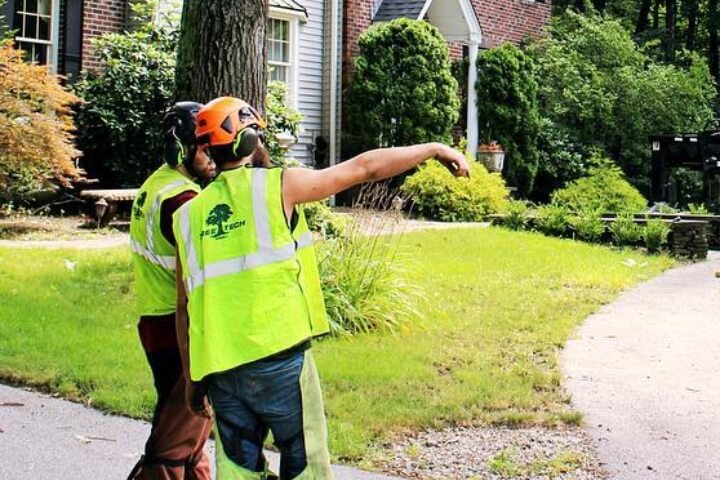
[128,315,213,480]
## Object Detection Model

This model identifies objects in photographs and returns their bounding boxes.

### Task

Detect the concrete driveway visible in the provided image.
[563,252,720,480]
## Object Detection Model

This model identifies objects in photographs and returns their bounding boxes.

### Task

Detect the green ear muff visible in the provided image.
[232,128,259,159]
[164,128,184,167]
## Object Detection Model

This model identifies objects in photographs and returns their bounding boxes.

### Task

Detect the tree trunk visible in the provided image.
[652,0,660,30]
[685,0,698,51]
[635,0,652,35]
[175,0,268,113]
[664,0,676,61]
[710,0,720,83]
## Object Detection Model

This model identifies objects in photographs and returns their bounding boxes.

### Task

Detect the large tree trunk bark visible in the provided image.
[175,0,268,113]
[652,0,660,30]
[685,0,698,51]
[664,0,676,61]
[710,0,720,83]
[635,0,652,35]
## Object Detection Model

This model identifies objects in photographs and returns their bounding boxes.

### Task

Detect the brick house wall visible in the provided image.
[342,0,551,86]
[471,0,550,49]
[81,0,127,70]
[342,0,375,86]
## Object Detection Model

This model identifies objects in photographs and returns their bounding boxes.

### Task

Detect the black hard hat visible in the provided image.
[162,101,204,167]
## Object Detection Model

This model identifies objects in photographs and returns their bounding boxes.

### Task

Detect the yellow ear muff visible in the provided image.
[232,128,259,159]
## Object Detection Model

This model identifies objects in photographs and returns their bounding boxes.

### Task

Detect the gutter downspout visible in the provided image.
[466,38,480,157]
[328,0,340,205]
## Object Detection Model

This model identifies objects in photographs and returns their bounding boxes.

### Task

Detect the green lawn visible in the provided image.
[0,227,673,462]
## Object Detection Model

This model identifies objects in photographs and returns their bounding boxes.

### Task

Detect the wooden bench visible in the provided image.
[80,189,139,228]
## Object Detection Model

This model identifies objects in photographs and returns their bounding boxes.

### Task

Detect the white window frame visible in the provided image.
[268,7,305,109]
[13,0,60,73]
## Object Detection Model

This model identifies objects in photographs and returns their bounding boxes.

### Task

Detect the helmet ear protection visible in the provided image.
[163,128,184,167]
[232,127,260,159]
[162,101,204,167]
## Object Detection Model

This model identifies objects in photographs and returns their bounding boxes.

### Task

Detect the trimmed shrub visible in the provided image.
[400,159,509,222]
[609,213,642,246]
[476,43,541,196]
[569,210,605,242]
[644,219,670,253]
[535,204,569,236]
[344,18,459,155]
[0,40,81,202]
[551,162,647,213]
[503,200,530,231]
[303,201,345,239]
[73,19,176,187]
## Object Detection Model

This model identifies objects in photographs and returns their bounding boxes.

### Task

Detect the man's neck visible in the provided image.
[177,164,193,180]
[220,158,252,171]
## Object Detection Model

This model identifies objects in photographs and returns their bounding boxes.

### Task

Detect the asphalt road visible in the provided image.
[0,383,398,480]
[563,252,720,480]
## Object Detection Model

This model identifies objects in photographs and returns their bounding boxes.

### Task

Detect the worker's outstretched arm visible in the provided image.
[175,255,211,418]
[282,142,469,210]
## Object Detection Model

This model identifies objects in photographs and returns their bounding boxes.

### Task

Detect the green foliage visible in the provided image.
[318,212,422,336]
[476,43,541,196]
[302,201,345,239]
[266,81,304,167]
[530,12,716,193]
[532,117,590,202]
[503,200,530,231]
[400,159,509,222]
[688,203,710,215]
[644,218,671,253]
[0,40,81,202]
[609,213,643,246]
[569,210,605,242]
[535,204,569,236]
[344,19,459,155]
[73,15,176,187]
[551,162,647,213]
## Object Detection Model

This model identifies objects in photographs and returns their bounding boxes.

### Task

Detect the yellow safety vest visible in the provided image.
[173,167,329,381]
[130,164,200,316]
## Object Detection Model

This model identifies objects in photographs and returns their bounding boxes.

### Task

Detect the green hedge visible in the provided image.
[550,163,647,214]
[401,159,509,222]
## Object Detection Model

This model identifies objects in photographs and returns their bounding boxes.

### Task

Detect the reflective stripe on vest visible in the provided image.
[130,165,200,316]
[146,179,189,257]
[177,169,313,294]
[129,238,176,270]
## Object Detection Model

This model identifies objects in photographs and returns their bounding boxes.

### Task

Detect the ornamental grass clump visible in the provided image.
[502,200,530,231]
[317,185,423,336]
[644,218,671,253]
[400,159,509,222]
[535,204,569,237]
[569,209,605,242]
[609,213,643,246]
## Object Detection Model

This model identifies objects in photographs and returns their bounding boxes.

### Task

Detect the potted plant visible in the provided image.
[478,141,505,172]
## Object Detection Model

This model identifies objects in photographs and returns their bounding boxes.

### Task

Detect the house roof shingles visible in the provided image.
[269,0,308,15]
[373,0,426,21]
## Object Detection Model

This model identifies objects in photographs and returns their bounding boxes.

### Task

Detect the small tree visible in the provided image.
[266,81,303,166]
[0,40,81,203]
[476,43,541,197]
[344,18,459,155]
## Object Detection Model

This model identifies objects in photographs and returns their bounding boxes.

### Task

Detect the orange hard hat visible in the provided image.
[195,97,267,147]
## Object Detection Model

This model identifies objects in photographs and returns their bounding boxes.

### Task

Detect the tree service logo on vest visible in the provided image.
[133,192,147,220]
[202,203,246,239]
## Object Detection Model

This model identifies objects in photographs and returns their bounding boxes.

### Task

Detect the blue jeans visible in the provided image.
[207,350,308,479]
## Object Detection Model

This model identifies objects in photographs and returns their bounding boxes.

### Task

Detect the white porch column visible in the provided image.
[466,40,480,157]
